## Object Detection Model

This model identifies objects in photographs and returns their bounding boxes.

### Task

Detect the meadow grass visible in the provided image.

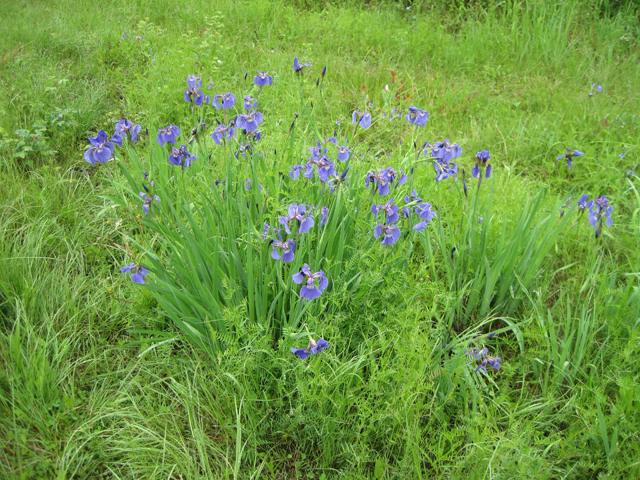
[1,0,640,478]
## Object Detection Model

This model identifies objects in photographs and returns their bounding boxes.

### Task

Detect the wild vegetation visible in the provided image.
[1,0,639,478]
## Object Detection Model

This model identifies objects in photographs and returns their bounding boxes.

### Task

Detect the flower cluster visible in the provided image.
[365,167,407,196]
[466,347,501,373]
[169,145,198,168]
[428,139,462,181]
[184,75,208,106]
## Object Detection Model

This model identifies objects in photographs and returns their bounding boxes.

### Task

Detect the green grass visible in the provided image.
[1,0,640,478]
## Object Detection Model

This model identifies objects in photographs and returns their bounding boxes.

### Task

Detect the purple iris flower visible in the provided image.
[269,229,296,262]
[84,130,115,165]
[406,106,429,127]
[115,119,141,142]
[328,168,349,193]
[337,145,351,162]
[168,145,198,167]
[402,190,423,218]
[254,71,273,86]
[261,223,271,240]
[244,180,263,191]
[211,125,235,145]
[556,149,584,169]
[139,192,161,216]
[432,139,462,162]
[184,75,205,106]
[212,92,236,109]
[466,347,501,373]
[320,206,329,226]
[374,223,401,246]
[293,57,311,74]
[577,194,589,210]
[308,141,324,160]
[386,167,408,187]
[473,150,492,178]
[244,95,257,111]
[371,199,400,224]
[247,130,262,142]
[291,337,330,359]
[413,203,436,231]
[352,109,372,130]
[365,167,407,195]
[292,264,328,300]
[279,204,314,234]
[157,125,180,146]
[307,156,335,182]
[365,170,391,196]
[587,195,613,237]
[435,162,458,181]
[236,110,263,133]
[120,263,150,284]
[289,164,305,180]
[476,356,501,372]
[324,136,337,145]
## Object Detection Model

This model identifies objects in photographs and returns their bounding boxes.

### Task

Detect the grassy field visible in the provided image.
[1,0,640,478]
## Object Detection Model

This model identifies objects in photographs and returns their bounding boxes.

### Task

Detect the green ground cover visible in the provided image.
[1,0,640,478]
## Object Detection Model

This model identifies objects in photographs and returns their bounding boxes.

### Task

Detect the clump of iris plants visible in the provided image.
[428,139,462,181]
